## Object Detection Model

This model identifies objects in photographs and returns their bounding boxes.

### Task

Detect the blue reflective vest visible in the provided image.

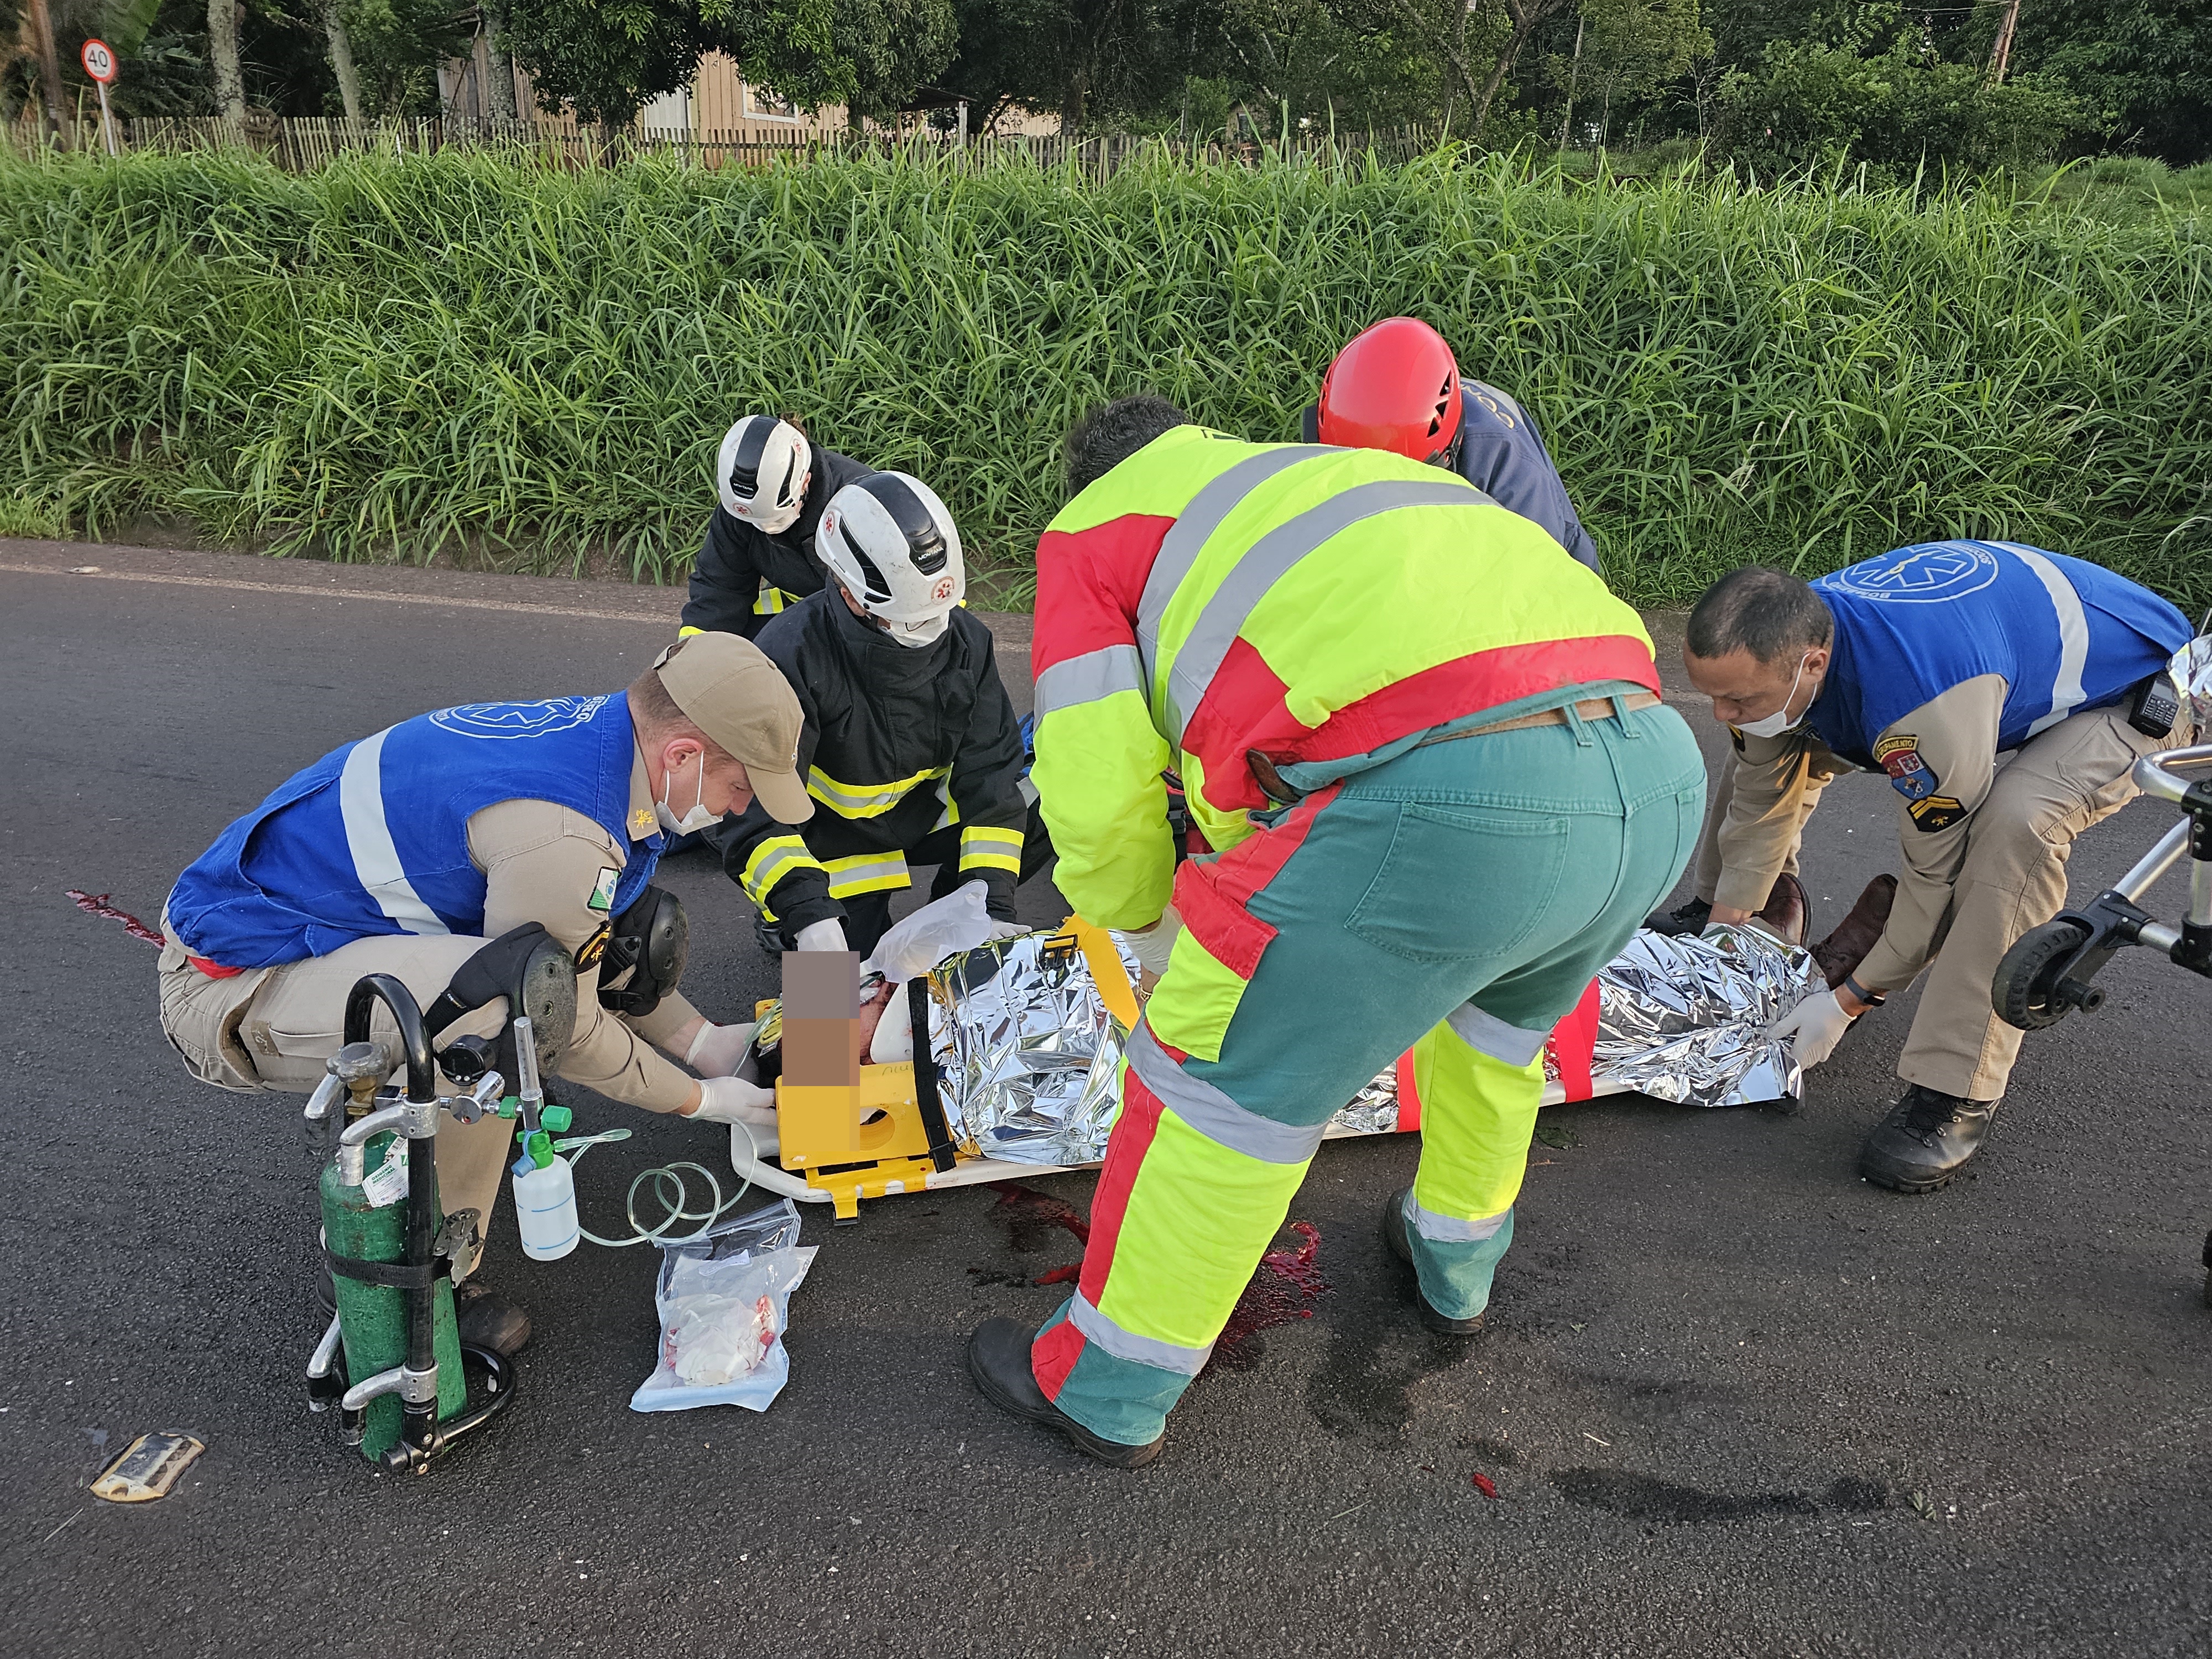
[168,693,662,968]
[1454,380,1601,575]
[1805,541,2189,766]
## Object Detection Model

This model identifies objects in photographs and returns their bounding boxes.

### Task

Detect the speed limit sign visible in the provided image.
[81,38,118,84]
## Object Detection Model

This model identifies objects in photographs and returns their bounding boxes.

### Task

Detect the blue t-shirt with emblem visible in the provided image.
[1805,540,2189,767]
[168,692,662,968]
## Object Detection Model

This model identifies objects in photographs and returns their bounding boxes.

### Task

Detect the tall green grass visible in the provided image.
[4,144,2208,608]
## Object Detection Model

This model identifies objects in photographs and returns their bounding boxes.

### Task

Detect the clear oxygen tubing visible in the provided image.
[550,1113,761,1250]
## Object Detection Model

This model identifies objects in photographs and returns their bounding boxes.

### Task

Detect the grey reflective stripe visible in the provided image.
[1135,447,1333,683]
[1444,1001,1550,1068]
[1165,480,1490,744]
[1034,643,1147,721]
[338,728,448,936]
[743,841,818,900]
[823,854,910,893]
[2005,544,2091,737]
[1407,1192,1512,1245]
[1068,1290,1212,1376]
[1125,1025,1327,1165]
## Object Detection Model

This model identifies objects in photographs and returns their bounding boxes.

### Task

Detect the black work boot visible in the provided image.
[1381,1188,1485,1337]
[966,1318,1162,1469]
[1644,896,1712,936]
[454,1281,532,1358]
[1858,1086,2001,1194]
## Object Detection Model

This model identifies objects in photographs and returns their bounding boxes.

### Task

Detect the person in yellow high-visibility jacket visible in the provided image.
[964,397,1707,1467]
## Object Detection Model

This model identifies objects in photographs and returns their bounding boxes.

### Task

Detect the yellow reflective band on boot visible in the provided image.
[740,835,825,914]
[1407,1019,1544,1224]
[958,824,1024,874]
[1092,1104,1312,1351]
[806,763,950,819]
[1137,928,1251,1065]
[821,851,911,898]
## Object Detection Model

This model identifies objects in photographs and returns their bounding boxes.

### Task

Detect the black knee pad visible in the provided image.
[598,886,688,1018]
[422,922,578,1078]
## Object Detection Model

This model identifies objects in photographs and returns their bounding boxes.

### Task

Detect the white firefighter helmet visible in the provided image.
[817,472,966,648]
[716,415,811,534]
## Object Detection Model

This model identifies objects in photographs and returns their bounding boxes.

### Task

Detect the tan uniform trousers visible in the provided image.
[158,921,517,1264]
[1891,705,2172,1102]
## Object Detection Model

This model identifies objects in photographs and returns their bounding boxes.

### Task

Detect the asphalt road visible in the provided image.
[4,539,2209,1657]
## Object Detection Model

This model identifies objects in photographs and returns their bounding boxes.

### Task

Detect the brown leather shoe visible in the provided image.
[1755,872,1811,947]
[1810,875,1900,988]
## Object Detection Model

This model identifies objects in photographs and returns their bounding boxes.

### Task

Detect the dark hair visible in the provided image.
[1064,395,1191,497]
[1686,566,1834,665]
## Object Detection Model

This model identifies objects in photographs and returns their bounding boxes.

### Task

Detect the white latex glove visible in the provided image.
[688,1074,778,1125]
[982,919,1032,943]
[1114,904,1182,979]
[795,917,849,953]
[684,1020,758,1078]
[1764,987,1856,1069]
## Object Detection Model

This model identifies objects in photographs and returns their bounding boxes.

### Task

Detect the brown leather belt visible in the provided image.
[1245,691,1665,804]
[1418,688,1663,745]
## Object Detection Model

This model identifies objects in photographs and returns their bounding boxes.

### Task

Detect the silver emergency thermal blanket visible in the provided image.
[1575,924,1822,1108]
[920,921,1821,1166]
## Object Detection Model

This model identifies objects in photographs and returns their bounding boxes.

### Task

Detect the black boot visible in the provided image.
[1644,896,1712,936]
[454,1281,532,1358]
[1858,1086,2000,1194]
[1381,1188,1485,1337]
[965,1318,1162,1469]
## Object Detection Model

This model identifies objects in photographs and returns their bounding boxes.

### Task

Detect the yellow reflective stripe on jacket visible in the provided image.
[1032,697,1173,928]
[806,762,951,819]
[752,586,796,616]
[739,834,825,920]
[958,823,1024,874]
[677,624,705,639]
[820,850,911,898]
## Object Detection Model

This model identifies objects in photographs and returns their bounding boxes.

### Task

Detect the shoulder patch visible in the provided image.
[1876,734,1940,803]
[577,923,610,970]
[588,867,620,912]
[1907,795,1968,833]
[629,806,658,838]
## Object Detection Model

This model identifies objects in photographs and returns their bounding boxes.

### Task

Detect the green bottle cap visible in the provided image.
[497,1094,520,1119]
[524,1129,555,1170]
[542,1105,573,1134]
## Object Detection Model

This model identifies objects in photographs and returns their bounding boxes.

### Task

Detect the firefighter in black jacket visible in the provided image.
[681,414,875,640]
[719,471,1046,957]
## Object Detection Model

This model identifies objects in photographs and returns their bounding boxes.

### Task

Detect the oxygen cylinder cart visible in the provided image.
[302,973,520,1471]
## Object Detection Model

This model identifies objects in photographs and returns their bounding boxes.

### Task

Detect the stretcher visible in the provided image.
[728,917,1627,1221]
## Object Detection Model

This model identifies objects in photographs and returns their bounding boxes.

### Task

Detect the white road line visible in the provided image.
[0,562,682,625]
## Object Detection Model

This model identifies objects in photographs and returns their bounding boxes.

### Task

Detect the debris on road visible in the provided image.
[1472,1472,1499,1500]
[67,890,164,947]
[91,1431,204,1502]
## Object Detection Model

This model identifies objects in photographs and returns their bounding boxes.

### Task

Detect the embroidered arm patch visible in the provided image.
[1875,734,1939,802]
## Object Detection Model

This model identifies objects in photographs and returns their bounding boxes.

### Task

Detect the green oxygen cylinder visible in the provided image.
[321,1130,468,1461]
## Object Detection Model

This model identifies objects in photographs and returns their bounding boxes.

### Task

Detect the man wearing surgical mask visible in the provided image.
[1678,554,2192,1193]
[681,415,875,640]
[155,633,810,1353]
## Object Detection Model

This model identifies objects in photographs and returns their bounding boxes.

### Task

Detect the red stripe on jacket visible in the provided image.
[1032,515,1174,675]
[1182,633,1663,815]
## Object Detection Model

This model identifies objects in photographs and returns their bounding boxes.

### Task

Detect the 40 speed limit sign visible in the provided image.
[81,38,118,84]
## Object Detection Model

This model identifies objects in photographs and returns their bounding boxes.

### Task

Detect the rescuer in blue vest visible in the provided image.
[1674,545,2193,1192]
[157,633,809,1351]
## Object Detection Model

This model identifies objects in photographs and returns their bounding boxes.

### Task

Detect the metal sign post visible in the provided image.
[81,37,118,156]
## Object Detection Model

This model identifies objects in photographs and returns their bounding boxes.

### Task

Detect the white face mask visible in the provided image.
[1735,653,1813,739]
[737,497,803,536]
[654,749,718,836]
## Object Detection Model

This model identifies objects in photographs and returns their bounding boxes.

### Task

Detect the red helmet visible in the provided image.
[1314,317,1463,465]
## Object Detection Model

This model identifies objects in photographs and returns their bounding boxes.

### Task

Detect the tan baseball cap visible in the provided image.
[651,634,813,824]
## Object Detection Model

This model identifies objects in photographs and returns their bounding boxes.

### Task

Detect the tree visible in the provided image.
[2011,0,2210,164]
[207,0,243,119]
[316,0,361,120]
[1548,0,1708,144]
[479,0,517,118]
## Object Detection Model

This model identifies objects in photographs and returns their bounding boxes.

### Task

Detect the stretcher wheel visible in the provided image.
[1992,919,2093,1031]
